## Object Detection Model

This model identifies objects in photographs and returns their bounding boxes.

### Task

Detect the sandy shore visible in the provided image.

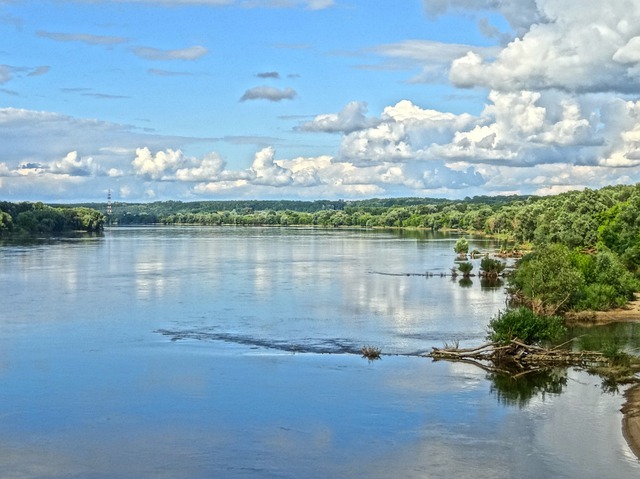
[566,296,640,324]
[622,385,640,460]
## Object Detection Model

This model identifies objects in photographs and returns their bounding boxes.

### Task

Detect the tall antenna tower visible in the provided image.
[107,189,112,216]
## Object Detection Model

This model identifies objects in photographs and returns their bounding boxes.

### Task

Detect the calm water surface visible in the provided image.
[0,226,639,478]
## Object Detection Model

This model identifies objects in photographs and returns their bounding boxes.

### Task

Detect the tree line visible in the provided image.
[82,183,637,260]
[0,201,105,235]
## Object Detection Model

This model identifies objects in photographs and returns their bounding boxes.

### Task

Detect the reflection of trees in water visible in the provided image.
[480,278,504,289]
[568,322,640,352]
[489,368,568,408]
[454,277,505,288]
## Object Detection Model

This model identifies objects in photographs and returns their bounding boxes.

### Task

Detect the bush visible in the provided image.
[458,262,473,277]
[509,244,584,315]
[487,307,566,345]
[454,238,469,256]
[591,249,638,300]
[576,283,626,311]
[480,257,506,277]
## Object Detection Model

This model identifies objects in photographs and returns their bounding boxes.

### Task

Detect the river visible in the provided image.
[0,226,638,478]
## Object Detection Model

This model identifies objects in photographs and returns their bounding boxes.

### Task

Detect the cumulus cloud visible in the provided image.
[371,39,499,83]
[332,99,476,164]
[49,151,101,176]
[240,86,297,102]
[132,45,208,61]
[298,101,379,134]
[175,153,226,181]
[132,147,187,180]
[250,147,293,186]
[0,107,194,167]
[448,0,640,94]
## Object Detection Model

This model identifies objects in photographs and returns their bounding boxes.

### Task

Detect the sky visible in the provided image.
[2,0,640,203]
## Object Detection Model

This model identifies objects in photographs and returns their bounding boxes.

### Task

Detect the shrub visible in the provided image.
[458,262,473,277]
[591,249,638,300]
[487,307,566,345]
[576,283,625,311]
[480,257,506,277]
[454,238,469,256]
[509,244,584,315]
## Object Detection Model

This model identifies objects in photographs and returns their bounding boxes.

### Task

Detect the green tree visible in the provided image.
[0,210,13,233]
[454,238,469,257]
[509,244,584,315]
[487,307,566,345]
[458,262,473,277]
[480,257,506,279]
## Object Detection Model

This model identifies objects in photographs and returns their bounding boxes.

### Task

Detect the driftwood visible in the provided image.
[428,339,607,375]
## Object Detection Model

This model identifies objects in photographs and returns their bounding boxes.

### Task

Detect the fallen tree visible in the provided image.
[428,339,625,377]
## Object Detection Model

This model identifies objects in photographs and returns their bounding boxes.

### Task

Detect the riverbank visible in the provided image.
[565,295,640,324]
[623,385,640,459]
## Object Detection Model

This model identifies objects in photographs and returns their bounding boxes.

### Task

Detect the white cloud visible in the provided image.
[298,101,379,133]
[449,0,640,94]
[371,40,500,83]
[50,151,100,176]
[175,153,226,181]
[334,100,477,164]
[132,147,186,180]
[250,147,293,186]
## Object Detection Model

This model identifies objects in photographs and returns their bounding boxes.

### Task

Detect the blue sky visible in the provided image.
[2,0,640,202]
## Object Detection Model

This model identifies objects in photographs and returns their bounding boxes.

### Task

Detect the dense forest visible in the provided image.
[0,201,104,235]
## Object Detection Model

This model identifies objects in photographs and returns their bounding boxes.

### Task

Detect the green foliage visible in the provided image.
[571,248,639,310]
[577,284,625,311]
[489,368,567,408]
[597,185,640,274]
[480,257,506,276]
[454,238,469,255]
[510,244,584,315]
[601,342,632,368]
[458,261,473,277]
[0,210,14,233]
[487,307,566,345]
[0,202,104,235]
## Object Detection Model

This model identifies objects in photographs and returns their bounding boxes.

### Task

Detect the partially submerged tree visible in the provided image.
[480,257,506,279]
[454,238,469,258]
[458,261,473,278]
